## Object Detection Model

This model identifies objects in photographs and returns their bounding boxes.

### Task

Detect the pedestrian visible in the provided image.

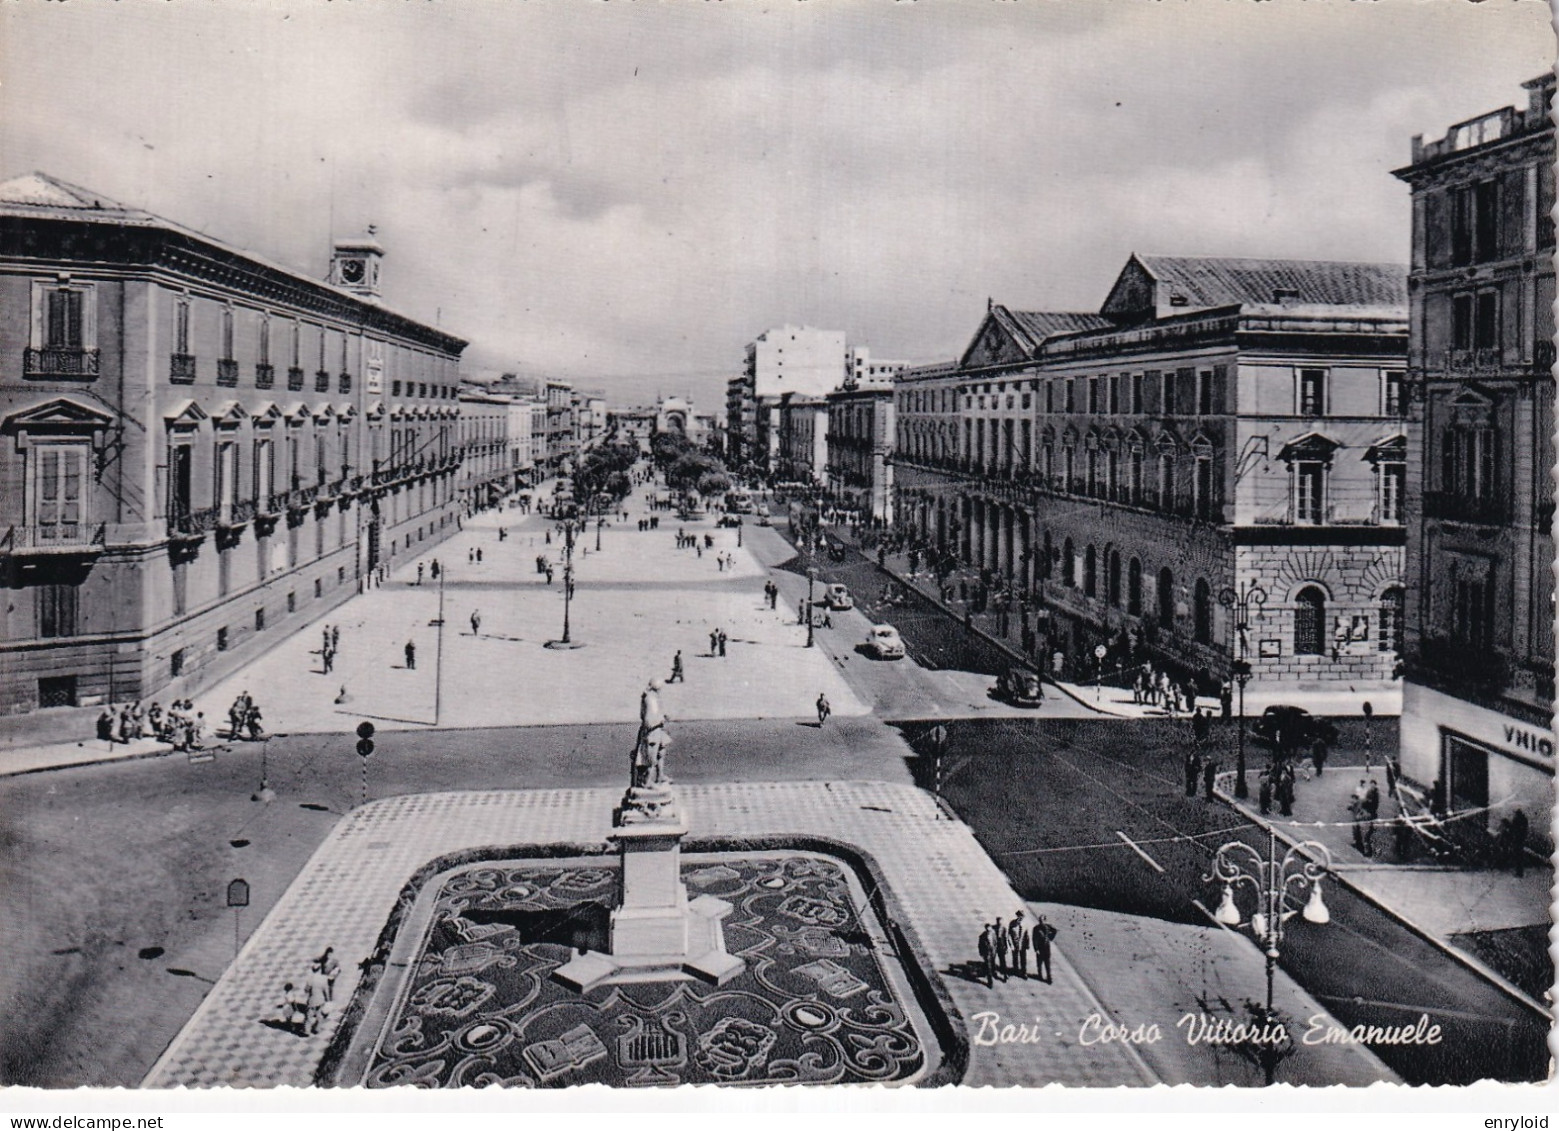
[546,566,554,585]
[468,547,475,563]
[669,650,684,683]
[993,918,1011,979]
[1008,912,1029,979]
[718,630,728,657]
[1202,757,1218,802]
[303,961,331,1035]
[1219,680,1233,720]
[819,610,832,629]
[404,640,416,670]
[1258,771,1273,815]
[470,610,482,637]
[816,693,831,726]
[1350,779,1369,852]
[1507,809,1529,877]
[130,701,145,740]
[332,624,340,652]
[1184,748,1201,797]
[318,947,341,1001]
[277,981,307,1036]
[417,563,424,586]
[117,705,132,744]
[96,708,115,746]
[323,644,334,674]
[476,547,483,563]
[1276,764,1295,816]
[431,559,440,580]
[709,629,719,656]
[1361,778,1380,856]
[977,923,996,988]
[245,702,265,741]
[1192,707,1209,749]
[1031,915,1054,984]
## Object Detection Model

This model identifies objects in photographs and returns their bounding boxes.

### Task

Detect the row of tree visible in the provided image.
[652,430,731,498]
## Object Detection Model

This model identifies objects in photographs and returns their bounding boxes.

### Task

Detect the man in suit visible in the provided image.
[992,918,1010,981]
[977,922,996,988]
[1008,913,1029,979]
[1031,916,1054,984]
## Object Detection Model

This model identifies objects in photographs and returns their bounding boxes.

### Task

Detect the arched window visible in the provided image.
[1295,586,1327,654]
[1194,578,1213,644]
[1157,567,1175,629]
[1084,545,1097,598]
[1107,548,1122,606]
[1063,538,1076,587]
[1128,557,1143,616]
[1379,587,1404,655]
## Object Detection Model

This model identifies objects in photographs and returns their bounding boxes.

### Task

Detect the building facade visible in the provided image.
[774,394,829,484]
[1392,75,1555,848]
[0,173,465,718]
[545,380,575,471]
[894,257,1409,686]
[457,389,512,510]
[826,381,896,521]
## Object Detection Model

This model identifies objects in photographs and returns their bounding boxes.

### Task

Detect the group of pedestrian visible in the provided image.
[467,546,484,564]
[637,517,662,532]
[1185,746,1220,801]
[707,628,729,657]
[100,698,206,752]
[275,947,341,1037]
[1349,777,1382,856]
[319,624,341,674]
[225,690,265,741]
[976,911,1053,987]
[1258,761,1297,817]
[96,701,148,746]
[714,551,737,572]
[674,529,698,550]
[763,580,780,609]
[1133,663,1198,715]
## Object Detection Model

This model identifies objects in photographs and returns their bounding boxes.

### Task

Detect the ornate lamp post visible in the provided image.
[806,567,817,649]
[1206,828,1333,1085]
[1218,581,1267,799]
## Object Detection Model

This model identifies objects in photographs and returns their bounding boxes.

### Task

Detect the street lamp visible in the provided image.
[806,567,816,648]
[1218,581,1267,799]
[1206,828,1333,1085]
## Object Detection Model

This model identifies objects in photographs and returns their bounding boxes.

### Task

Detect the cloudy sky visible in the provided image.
[1,1,1551,408]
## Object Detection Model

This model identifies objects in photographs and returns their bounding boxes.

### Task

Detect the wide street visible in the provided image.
[0,475,1545,1089]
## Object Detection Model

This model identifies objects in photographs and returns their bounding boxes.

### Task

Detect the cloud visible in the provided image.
[1,0,1551,410]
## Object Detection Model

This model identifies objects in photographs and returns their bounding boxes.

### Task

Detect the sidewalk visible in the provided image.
[1219,759,1552,1012]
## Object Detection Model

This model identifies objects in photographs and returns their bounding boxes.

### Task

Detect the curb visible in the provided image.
[1213,781,1552,1022]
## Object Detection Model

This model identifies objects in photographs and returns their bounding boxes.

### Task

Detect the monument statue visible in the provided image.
[632,679,670,788]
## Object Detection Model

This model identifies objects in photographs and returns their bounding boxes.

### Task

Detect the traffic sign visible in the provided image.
[1094,644,1107,660]
[356,720,376,740]
[357,738,375,759]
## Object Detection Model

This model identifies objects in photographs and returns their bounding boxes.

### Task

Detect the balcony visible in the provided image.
[338,372,352,394]
[168,505,220,539]
[255,363,275,389]
[218,498,257,529]
[169,354,198,384]
[0,523,106,555]
[216,358,239,387]
[1423,490,1507,525]
[287,367,305,392]
[1444,347,1505,373]
[24,346,100,379]
[314,369,331,394]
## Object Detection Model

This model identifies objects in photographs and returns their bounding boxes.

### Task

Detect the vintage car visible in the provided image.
[996,664,1045,707]
[863,624,906,660]
[755,507,772,527]
[825,582,853,610]
[1251,705,1339,750]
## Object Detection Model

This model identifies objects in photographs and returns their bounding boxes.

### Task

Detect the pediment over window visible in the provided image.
[164,399,209,427]
[1276,431,1341,463]
[1124,426,1147,451]
[314,403,336,422]
[1364,434,1406,464]
[1061,425,1079,447]
[336,403,357,420]
[1190,432,1215,457]
[3,396,115,433]
[211,400,249,426]
[365,400,385,420]
[1155,430,1180,453]
[251,401,283,423]
[284,402,312,422]
[1448,382,1496,409]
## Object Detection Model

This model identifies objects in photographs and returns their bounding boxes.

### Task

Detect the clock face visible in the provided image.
[339,258,365,285]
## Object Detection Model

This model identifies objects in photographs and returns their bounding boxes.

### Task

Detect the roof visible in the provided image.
[1005,310,1114,339]
[0,172,466,352]
[1132,254,1407,309]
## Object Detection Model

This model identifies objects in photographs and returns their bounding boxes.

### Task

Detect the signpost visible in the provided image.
[226,878,249,960]
[1094,643,1107,701]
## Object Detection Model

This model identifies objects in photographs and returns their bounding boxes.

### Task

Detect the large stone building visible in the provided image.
[456,388,513,510]
[0,173,465,719]
[894,256,1409,686]
[1392,75,1555,849]
[774,393,829,485]
[826,379,896,522]
[544,379,575,471]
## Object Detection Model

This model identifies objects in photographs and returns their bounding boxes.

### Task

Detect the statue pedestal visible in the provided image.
[553,785,744,993]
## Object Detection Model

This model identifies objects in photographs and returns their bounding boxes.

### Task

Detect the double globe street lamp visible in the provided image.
[1218,580,1267,799]
[1205,827,1334,1085]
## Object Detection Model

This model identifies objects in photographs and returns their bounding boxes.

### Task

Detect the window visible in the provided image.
[1473,180,1499,263]
[1161,371,1176,415]
[1451,568,1493,651]
[175,297,191,355]
[1064,379,1076,413]
[1452,294,1473,351]
[1131,373,1144,414]
[1128,557,1143,616]
[1157,451,1174,508]
[1298,369,1326,417]
[255,437,274,502]
[29,444,88,542]
[1378,461,1405,523]
[1062,538,1076,587]
[1441,426,1497,500]
[258,315,271,366]
[1194,579,1213,645]
[1128,444,1144,503]
[255,607,266,632]
[46,287,84,349]
[1295,461,1325,524]
[1106,549,1121,607]
[1380,587,1404,654]
[1194,451,1215,520]
[1157,568,1174,629]
[38,675,77,709]
[38,583,79,638]
[1295,586,1326,654]
[170,648,185,677]
[221,306,235,360]
[1473,291,1498,350]
[1084,545,1097,598]
[1383,371,1406,417]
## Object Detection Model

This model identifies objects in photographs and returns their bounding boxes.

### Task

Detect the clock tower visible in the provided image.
[329,227,384,302]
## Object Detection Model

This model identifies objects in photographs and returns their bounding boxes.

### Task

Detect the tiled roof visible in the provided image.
[1006,310,1114,340]
[1136,255,1407,309]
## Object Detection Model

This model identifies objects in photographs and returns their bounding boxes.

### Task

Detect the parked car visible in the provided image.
[755,507,772,527]
[996,664,1045,707]
[716,515,741,528]
[825,583,853,610]
[863,624,906,660]
[1251,705,1339,750]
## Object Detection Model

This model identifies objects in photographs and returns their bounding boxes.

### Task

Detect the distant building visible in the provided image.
[827,380,896,522]
[457,389,511,510]
[0,173,465,718]
[545,380,574,470]
[775,393,829,485]
[728,326,847,472]
[1392,75,1555,849]
[846,346,908,388]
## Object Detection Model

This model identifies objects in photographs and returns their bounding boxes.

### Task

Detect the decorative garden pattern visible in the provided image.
[357,854,930,1087]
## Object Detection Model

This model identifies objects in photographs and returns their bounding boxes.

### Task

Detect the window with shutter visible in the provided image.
[31,445,88,542]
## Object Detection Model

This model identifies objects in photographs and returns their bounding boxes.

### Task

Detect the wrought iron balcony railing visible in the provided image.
[24,347,100,379]
[216,358,239,387]
[338,372,352,394]
[1,523,106,553]
[287,366,305,391]
[219,498,258,527]
[314,369,331,394]
[168,505,219,537]
[169,354,198,383]
[255,363,275,389]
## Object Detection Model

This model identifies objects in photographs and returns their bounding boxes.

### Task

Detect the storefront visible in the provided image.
[1400,681,1554,849]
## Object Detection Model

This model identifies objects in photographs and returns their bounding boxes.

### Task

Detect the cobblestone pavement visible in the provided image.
[144,782,1158,1089]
